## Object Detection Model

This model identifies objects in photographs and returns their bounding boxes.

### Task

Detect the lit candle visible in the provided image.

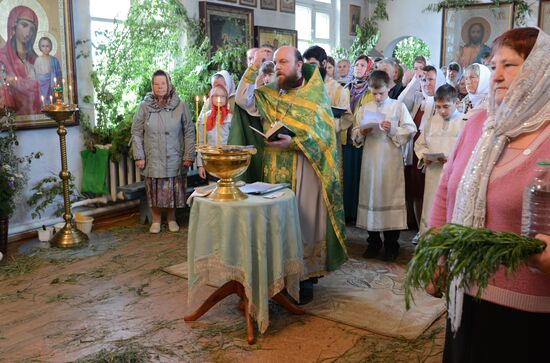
[195,96,199,146]
[69,85,74,105]
[216,96,221,146]
[62,79,66,104]
[41,95,44,108]
[53,77,57,87]
[49,95,53,105]
[203,96,207,146]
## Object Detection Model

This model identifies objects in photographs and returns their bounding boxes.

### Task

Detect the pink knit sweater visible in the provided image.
[429,110,550,312]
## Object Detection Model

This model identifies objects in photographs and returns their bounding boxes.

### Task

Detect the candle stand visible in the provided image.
[41,101,88,248]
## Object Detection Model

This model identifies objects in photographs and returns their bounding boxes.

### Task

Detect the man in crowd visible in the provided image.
[236,46,347,304]
[303,45,352,158]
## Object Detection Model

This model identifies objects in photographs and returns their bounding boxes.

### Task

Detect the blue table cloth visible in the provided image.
[187,189,304,333]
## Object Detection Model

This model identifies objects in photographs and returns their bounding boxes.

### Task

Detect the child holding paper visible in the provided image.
[196,86,233,179]
[352,70,416,261]
[414,84,465,233]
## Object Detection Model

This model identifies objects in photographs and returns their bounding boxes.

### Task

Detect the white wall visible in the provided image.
[374,0,541,67]
[338,0,369,50]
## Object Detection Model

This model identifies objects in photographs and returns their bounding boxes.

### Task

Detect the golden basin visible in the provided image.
[198,145,256,201]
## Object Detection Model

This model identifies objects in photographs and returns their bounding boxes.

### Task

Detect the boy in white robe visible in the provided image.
[352,71,417,261]
[414,84,465,233]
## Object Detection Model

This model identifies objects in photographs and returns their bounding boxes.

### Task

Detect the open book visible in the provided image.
[331,106,347,118]
[249,121,296,142]
[239,182,290,195]
[360,111,385,130]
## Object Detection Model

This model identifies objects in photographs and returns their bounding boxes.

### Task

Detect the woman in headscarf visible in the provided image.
[131,70,195,234]
[342,54,374,224]
[210,70,235,111]
[428,27,550,363]
[0,6,40,114]
[460,63,491,120]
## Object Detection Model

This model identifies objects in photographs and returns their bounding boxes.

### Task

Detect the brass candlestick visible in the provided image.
[41,100,88,248]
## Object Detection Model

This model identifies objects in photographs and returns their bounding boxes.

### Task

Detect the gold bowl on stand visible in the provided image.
[198,145,256,201]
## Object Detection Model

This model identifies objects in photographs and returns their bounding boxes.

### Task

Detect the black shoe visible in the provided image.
[298,286,314,305]
[382,249,399,262]
[363,246,380,259]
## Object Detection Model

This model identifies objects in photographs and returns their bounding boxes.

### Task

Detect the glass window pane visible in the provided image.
[90,0,130,20]
[296,5,312,41]
[298,40,311,54]
[315,12,330,39]
[315,0,331,3]
[316,42,331,55]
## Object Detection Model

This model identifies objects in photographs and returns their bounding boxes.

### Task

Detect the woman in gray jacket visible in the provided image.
[131,70,195,233]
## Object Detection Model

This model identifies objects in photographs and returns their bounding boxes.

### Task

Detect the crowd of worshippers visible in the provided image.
[130,27,550,363]
[130,42,494,259]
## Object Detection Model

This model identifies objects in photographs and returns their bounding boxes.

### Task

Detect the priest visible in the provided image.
[235,46,347,304]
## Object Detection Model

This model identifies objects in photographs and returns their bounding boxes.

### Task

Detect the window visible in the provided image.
[296,0,334,55]
[89,0,131,60]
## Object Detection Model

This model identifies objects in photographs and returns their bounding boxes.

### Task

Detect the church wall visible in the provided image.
[338,0,369,50]
[374,0,540,67]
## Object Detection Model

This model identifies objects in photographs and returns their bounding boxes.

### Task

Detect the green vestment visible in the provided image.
[244,63,347,271]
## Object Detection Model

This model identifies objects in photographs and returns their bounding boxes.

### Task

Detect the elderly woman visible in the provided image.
[460,63,491,120]
[428,27,550,362]
[131,70,195,233]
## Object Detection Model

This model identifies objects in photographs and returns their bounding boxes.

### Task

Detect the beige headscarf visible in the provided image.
[449,28,550,333]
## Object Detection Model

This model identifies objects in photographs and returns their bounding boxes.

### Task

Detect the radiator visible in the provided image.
[106,156,200,201]
[107,155,141,201]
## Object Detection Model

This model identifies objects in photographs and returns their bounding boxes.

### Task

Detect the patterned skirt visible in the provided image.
[144,175,186,208]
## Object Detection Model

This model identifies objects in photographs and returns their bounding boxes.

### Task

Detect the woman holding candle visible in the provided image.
[131,70,195,233]
[196,85,233,179]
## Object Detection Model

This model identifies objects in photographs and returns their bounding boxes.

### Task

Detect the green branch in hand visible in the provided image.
[403,224,546,309]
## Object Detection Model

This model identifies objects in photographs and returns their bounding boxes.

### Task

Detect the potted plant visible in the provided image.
[0,107,42,260]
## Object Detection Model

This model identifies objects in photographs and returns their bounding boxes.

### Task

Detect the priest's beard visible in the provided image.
[277,69,301,90]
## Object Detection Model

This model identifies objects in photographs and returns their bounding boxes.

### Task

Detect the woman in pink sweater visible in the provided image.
[428,27,550,363]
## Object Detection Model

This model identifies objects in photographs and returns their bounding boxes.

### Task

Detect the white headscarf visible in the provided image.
[449,29,550,334]
[466,63,491,108]
[211,70,235,97]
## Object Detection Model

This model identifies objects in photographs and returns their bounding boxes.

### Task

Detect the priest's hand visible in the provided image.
[266,134,292,150]
[135,160,145,169]
[437,157,447,164]
[361,128,373,136]
[424,158,432,166]
[198,166,206,179]
[182,160,193,168]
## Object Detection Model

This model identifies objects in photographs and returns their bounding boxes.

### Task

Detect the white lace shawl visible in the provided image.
[449,29,550,333]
